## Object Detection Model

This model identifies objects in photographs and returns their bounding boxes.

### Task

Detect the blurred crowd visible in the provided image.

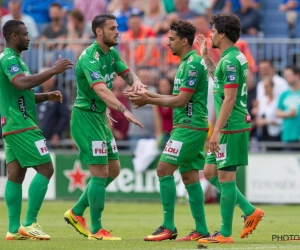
[0,0,300,151]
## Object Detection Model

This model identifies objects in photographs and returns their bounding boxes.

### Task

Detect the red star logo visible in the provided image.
[64,160,90,192]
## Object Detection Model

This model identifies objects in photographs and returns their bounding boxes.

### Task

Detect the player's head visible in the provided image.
[168,19,196,56]
[92,13,118,47]
[3,20,29,51]
[209,13,241,48]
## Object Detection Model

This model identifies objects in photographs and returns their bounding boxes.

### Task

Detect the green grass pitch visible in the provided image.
[0,200,299,250]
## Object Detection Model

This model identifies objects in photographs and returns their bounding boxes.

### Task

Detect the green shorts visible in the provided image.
[4,129,52,168]
[205,131,250,169]
[71,107,119,165]
[160,127,208,174]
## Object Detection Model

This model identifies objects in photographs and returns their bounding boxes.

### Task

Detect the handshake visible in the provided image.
[123,86,150,109]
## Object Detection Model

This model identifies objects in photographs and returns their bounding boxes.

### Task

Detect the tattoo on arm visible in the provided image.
[117,104,128,113]
[204,58,216,78]
[120,71,140,86]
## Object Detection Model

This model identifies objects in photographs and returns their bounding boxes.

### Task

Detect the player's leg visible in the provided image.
[176,130,210,241]
[106,133,120,187]
[144,161,178,241]
[5,157,28,240]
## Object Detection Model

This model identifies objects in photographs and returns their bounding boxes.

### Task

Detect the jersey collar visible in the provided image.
[4,47,21,57]
[93,41,113,56]
[182,50,196,61]
[221,46,238,57]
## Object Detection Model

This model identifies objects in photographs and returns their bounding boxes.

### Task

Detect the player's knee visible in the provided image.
[36,162,54,180]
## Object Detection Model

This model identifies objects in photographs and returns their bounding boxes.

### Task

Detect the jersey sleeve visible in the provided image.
[112,49,129,76]
[79,51,106,89]
[180,61,203,93]
[222,58,241,89]
[2,55,25,83]
[277,92,286,111]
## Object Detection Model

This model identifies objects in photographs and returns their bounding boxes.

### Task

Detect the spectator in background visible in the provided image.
[36,68,70,148]
[174,0,198,20]
[109,76,131,144]
[143,0,166,29]
[39,2,67,64]
[276,66,300,146]
[153,77,173,149]
[74,0,106,22]
[22,0,73,33]
[279,0,300,38]
[111,0,143,32]
[256,60,289,103]
[223,0,259,13]
[120,14,159,68]
[66,9,94,58]
[234,0,261,36]
[253,78,282,144]
[189,0,213,16]
[127,66,156,151]
[162,0,176,13]
[1,0,39,40]
[211,0,226,12]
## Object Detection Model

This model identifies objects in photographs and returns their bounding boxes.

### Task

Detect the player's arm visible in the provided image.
[129,88,193,108]
[34,91,63,103]
[34,93,49,103]
[276,108,297,118]
[195,34,216,78]
[12,57,73,90]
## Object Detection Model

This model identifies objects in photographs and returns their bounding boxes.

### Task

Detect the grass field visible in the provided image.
[0,200,299,250]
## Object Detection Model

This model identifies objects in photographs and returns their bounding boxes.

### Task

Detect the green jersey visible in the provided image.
[173,50,208,129]
[74,41,129,113]
[213,46,251,132]
[0,48,38,136]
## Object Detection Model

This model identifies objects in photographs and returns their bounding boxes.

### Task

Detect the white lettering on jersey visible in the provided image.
[35,139,49,156]
[92,141,108,156]
[163,140,183,157]
[110,138,118,153]
[236,53,248,65]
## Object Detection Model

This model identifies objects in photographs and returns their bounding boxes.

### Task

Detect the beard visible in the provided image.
[103,32,118,47]
[17,43,29,52]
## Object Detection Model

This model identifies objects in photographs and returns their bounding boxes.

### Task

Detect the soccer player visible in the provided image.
[63,13,144,241]
[196,13,264,244]
[0,20,74,240]
[128,19,210,241]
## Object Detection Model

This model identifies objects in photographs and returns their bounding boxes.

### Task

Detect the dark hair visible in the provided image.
[259,59,274,68]
[170,19,196,46]
[210,13,241,43]
[3,20,25,42]
[285,66,300,75]
[69,9,84,22]
[50,2,62,9]
[92,13,116,36]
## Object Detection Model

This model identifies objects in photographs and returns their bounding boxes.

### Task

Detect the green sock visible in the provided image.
[5,180,22,233]
[105,176,114,187]
[72,182,90,216]
[23,173,49,226]
[88,176,106,234]
[220,181,237,237]
[209,175,255,216]
[159,175,176,231]
[185,182,209,235]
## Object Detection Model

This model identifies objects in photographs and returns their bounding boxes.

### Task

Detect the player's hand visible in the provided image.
[128,81,147,92]
[52,55,74,74]
[128,92,149,108]
[195,34,208,57]
[48,90,63,103]
[209,131,220,153]
[123,110,144,128]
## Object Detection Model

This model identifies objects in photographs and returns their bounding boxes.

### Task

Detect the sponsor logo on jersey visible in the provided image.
[111,58,115,65]
[94,51,100,60]
[9,64,21,75]
[236,53,248,65]
[102,65,106,69]
[227,73,236,82]
[1,116,6,126]
[201,58,207,69]
[18,96,28,119]
[35,139,49,156]
[188,70,198,77]
[186,100,193,118]
[7,56,15,60]
[90,99,96,111]
[90,60,96,64]
[183,119,191,124]
[243,69,248,76]
[163,140,183,157]
[226,65,236,72]
[110,138,118,153]
[92,141,108,156]
[187,55,193,63]
[90,71,101,81]
[216,143,227,161]
[186,77,196,87]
